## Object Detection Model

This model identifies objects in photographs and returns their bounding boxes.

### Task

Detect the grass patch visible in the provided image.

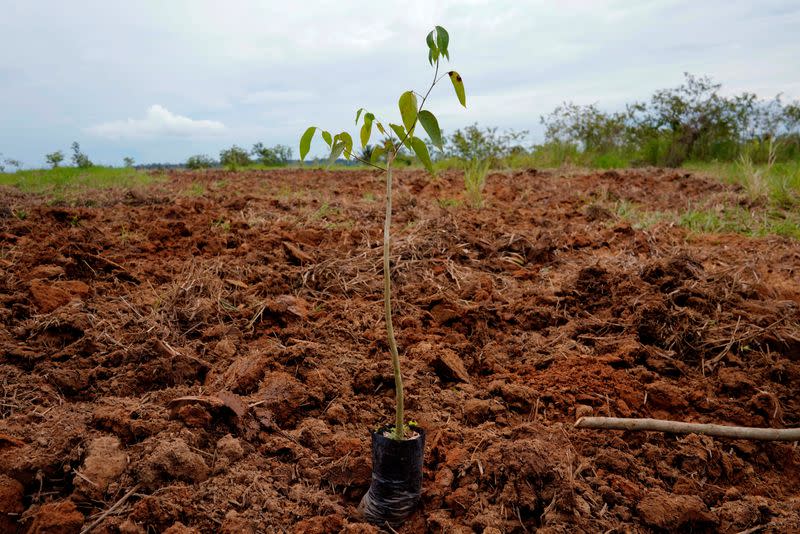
[312,202,340,220]
[436,197,461,208]
[678,160,800,238]
[683,160,800,208]
[679,206,800,239]
[612,199,800,239]
[613,200,675,229]
[211,218,231,232]
[184,182,206,197]
[504,144,636,169]
[464,159,491,208]
[0,167,163,201]
[603,193,800,240]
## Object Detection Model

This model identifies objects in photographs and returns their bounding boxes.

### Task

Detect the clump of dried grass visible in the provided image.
[144,259,252,339]
[0,366,62,419]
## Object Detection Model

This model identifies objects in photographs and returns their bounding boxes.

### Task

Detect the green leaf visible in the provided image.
[300,126,316,162]
[355,108,364,125]
[338,132,354,159]
[360,113,374,148]
[321,130,333,147]
[428,47,439,66]
[328,141,345,167]
[418,110,443,151]
[435,26,449,60]
[426,31,439,65]
[376,122,386,135]
[411,137,435,176]
[389,123,409,147]
[371,144,385,164]
[360,121,372,148]
[398,91,418,133]
[448,71,466,107]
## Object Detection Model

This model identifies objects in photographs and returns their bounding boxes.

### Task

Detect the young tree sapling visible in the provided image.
[301,26,467,527]
[299,25,466,441]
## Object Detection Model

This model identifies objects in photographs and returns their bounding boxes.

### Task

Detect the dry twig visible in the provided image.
[575,417,800,441]
[80,484,141,534]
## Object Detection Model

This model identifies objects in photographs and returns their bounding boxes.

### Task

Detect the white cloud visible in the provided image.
[86,105,226,139]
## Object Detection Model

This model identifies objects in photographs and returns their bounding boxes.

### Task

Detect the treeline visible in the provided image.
[5,74,797,173]
[359,74,800,170]
[1,142,293,172]
[185,144,293,170]
[537,73,800,168]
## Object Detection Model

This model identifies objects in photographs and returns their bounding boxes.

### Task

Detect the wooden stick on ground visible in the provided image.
[80,484,141,534]
[574,417,800,442]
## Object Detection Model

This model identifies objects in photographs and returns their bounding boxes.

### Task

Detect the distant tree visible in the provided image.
[541,103,630,152]
[71,142,93,168]
[46,151,65,168]
[251,143,292,166]
[629,73,743,166]
[185,154,216,169]
[3,157,22,171]
[219,145,251,171]
[446,123,529,162]
[123,156,135,168]
[782,102,800,133]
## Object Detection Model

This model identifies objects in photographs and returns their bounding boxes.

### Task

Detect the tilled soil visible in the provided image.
[1,168,799,533]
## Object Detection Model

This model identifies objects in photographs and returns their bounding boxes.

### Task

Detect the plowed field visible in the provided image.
[1,168,799,533]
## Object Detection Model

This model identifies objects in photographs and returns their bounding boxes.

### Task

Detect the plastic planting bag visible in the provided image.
[359,426,426,526]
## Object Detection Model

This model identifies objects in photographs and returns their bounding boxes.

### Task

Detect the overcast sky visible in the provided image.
[1,0,798,167]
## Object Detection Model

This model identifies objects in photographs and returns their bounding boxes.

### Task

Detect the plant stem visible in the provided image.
[348,153,387,172]
[381,58,442,441]
[383,153,404,440]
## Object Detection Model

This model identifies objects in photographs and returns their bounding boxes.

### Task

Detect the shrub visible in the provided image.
[71,142,93,168]
[219,145,251,171]
[541,102,628,153]
[185,154,216,169]
[251,143,292,166]
[46,151,65,169]
[446,123,528,164]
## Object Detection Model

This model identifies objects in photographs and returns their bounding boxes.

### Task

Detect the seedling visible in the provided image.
[301,26,465,442]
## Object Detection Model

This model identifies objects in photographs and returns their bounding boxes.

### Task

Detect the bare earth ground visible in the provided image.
[1,168,799,533]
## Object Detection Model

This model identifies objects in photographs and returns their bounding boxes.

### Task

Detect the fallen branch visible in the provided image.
[574,417,800,441]
[80,484,141,534]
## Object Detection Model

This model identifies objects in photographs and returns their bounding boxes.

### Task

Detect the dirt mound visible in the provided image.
[1,168,799,532]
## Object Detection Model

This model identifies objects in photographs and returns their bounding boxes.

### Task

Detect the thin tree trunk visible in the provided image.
[575,417,800,441]
[383,155,404,439]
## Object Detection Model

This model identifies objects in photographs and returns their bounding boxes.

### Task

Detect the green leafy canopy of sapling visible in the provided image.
[299,25,466,440]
